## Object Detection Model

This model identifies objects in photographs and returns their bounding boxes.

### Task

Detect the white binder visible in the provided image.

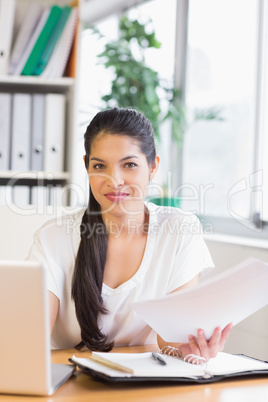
[44,94,65,172]
[0,186,12,206]
[31,186,49,207]
[12,186,30,206]
[0,187,4,205]
[49,186,68,206]
[31,94,45,171]
[9,3,43,74]
[0,0,16,75]
[0,93,12,170]
[11,94,32,171]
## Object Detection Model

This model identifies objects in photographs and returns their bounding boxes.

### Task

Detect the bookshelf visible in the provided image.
[0,0,81,207]
[0,75,74,88]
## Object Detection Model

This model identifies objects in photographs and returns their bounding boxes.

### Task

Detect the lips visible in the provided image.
[104,192,129,202]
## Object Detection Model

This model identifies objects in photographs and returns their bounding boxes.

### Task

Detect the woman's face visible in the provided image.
[85,133,159,217]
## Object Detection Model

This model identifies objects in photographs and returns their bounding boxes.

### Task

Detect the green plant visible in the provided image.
[94,16,180,144]
[94,15,222,149]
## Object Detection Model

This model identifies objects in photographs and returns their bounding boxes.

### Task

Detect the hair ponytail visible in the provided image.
[71,188,113,351]
[71,107,156,351]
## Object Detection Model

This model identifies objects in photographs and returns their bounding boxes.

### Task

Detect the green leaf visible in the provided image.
[94,13,223,147]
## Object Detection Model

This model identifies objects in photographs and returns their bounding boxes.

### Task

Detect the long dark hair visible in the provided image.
[71,107,156,351]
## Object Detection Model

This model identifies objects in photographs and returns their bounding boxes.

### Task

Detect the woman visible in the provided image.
[28,107,232,361]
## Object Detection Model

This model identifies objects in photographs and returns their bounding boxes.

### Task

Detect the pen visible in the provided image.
[89,353,134,374]
[151,352,167,366]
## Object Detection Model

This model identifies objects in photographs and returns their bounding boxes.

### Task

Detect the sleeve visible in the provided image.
[26,228,66,301]
[167,214,215,293]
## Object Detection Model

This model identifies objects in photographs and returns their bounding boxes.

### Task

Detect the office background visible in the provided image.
[0,0,268,360]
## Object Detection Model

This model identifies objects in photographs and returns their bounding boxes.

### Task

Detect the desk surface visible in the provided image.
[1,345,268,401]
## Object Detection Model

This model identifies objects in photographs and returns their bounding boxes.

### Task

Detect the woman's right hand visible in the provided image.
[178,323,233,362]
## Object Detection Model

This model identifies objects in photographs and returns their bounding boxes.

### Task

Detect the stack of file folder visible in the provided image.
[0,92,65,172]
[0,92,66,206]
[0,1,77,207]
[0,0,78,77]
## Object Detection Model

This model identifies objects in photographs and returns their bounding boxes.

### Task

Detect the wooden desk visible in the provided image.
[1,345,268,401]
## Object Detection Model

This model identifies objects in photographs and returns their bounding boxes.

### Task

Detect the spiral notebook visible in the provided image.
[70,349,268,384]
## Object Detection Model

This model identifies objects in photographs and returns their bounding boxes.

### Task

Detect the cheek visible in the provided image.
[130,172,150,192]
[89,176,104,192]
[136,170,150,184]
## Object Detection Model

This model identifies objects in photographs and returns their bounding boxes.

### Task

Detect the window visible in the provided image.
[76,0,267,240]
[181,0,268,237]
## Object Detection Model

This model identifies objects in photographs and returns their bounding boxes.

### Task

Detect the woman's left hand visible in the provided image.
[178,322,233,362]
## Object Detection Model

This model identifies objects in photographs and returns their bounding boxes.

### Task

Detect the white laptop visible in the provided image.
[0,260,75,396]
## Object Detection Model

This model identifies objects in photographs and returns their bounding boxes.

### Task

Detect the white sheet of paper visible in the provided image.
[131,258,268,343]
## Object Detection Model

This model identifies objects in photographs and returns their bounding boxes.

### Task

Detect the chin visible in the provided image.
[102,199,145,217]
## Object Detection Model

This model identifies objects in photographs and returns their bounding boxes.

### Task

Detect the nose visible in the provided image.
[107,167,124,188]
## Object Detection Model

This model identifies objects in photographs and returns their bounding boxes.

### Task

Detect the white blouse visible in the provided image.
[27,203,214,349]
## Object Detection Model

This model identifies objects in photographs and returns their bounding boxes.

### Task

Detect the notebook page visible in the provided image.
[206,352,268,375]
[72,352,205,378]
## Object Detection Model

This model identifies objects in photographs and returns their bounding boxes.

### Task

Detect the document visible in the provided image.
[132,258,268,343]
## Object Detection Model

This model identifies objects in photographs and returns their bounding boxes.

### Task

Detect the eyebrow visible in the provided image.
[90,155,139,163]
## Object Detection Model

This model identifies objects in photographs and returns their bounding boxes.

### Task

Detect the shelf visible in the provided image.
[0,0,82,206]
[0,171,70,187]
[0,75,75,93]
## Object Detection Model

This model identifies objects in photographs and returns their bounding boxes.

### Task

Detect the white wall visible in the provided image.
[205,237,268,360]
[0,205,80,260]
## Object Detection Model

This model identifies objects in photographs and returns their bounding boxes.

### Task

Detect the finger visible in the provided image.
[208,326,222,357]
[196,329,210,360]
[188,334,201,357]
[220,322,233,346]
